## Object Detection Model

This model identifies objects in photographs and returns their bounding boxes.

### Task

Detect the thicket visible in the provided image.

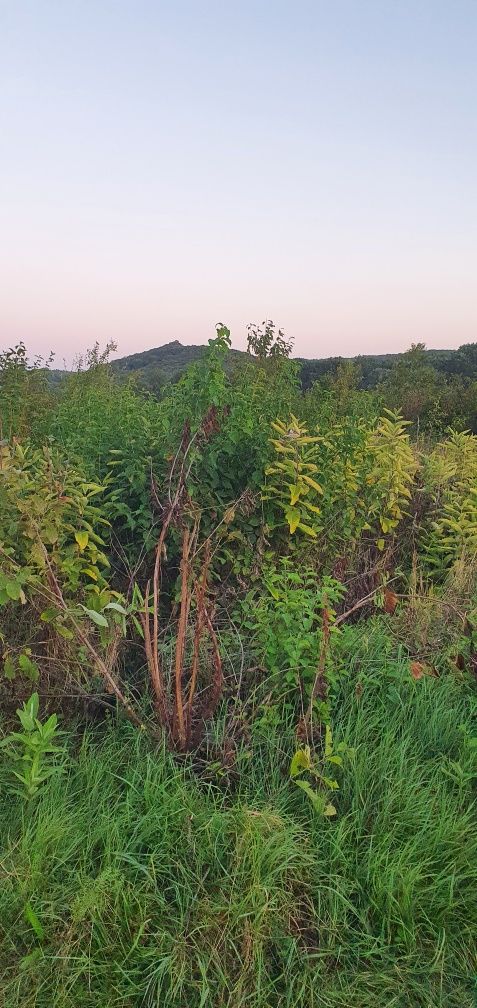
[1,327,476,1006]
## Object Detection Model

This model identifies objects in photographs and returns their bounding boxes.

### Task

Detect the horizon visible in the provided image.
[1,1,476,362]
[40,334,464,374]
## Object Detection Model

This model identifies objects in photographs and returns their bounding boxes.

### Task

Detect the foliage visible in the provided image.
[0,343,54,441]
[1,659,476,1006]
[363,408,417,546]
[0,440,127,689]
[49,359,167,562]
[379,343,477,431]
[107,336,477,416]
[264,408,417,558]
[1,328,477,1005]
[422,428,477,573]
[246,319,294,360]
[264,416,324,536]
[289,729,351,817]
[245,561,344,702]
[155,330,299,577]
[0,693,64,799]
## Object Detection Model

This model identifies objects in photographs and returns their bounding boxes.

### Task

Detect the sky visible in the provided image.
[0,0,476,365]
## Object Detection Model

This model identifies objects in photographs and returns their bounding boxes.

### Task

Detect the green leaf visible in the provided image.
[3,656,16,680]
[289,484,301,506]
[56,625,74,640]
[81,566,99,581]
[294,779,326,814]
[79,606,109,628]
[42,525,59,545]
[42,713,58,738]
[301,475,323,493]
[6,581,21,601]
[81,483,104,496]
[40,607,58,623]
[19,950,43,971]
[290,746,312,778]
[75,531,89,551]
[324,803,337,817]
[23,903,45,940]
[301,500,322,516]
[103,601,128,615]
[131,615,144,639]
[17,693,39,730]
[18,654,39,681]
[285,507,301,534]
[26,692,39,719]
[297,522,318,537]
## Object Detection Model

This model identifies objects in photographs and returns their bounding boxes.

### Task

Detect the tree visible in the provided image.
[457,343,477,379]
[0,342,54,440]
[378,344,444,427]
[246,320,293,360]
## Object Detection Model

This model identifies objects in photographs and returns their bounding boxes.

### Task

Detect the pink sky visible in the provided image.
[1,1,476,364]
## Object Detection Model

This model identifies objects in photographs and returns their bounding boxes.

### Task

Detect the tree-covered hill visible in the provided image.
[45,339,477,394]
[113,340,477,389]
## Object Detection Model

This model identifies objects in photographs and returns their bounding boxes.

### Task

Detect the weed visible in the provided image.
[0,693,65,799]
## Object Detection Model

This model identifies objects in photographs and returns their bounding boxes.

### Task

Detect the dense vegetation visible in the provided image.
[1,325,476,1007]
[50,333,477,432]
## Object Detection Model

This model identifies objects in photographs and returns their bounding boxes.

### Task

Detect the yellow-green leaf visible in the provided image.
[81,566,99,581]
[324,803,337,817]
[297,522,318,538]
[302,475,324,494]
[285,507,301,534]
[75,531,89,551]
[290,746,312,777]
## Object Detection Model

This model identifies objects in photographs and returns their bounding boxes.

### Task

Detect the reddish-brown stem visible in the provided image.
[142,580,168,726]
[151,517,172,695]
[174,527,191,749]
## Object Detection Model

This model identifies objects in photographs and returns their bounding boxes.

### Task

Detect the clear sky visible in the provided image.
[1,1,476,364]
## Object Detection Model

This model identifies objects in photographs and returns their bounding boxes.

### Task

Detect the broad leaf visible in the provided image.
[79,606,109,628]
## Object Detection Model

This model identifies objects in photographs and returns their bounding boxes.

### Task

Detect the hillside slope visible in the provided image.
[111,341,474,390]
[47,341,476,390]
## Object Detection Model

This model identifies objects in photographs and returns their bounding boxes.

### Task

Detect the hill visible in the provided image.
[47,341,476,391]
[111,339,248,384]
[110,341,475,391]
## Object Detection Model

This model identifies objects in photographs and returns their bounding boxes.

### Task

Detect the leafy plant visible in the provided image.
[246,319,293,360]
[363,409,417,548]
[0,439,135,713]
[246,561,345,708]
[422,429,477,573]
[0,693,65,799]
[0,343,54,441]
[264,416,324,536]
[289,728,352,817]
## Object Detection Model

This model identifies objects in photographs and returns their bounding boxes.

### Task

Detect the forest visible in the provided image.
[0,323,476,1008]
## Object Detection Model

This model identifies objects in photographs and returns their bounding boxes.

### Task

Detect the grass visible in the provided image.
[0,623,476,1007]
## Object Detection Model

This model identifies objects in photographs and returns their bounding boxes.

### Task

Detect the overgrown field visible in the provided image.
[1,327,476,1006]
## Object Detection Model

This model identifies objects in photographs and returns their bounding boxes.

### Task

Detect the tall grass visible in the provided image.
[1,625,476,1007]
